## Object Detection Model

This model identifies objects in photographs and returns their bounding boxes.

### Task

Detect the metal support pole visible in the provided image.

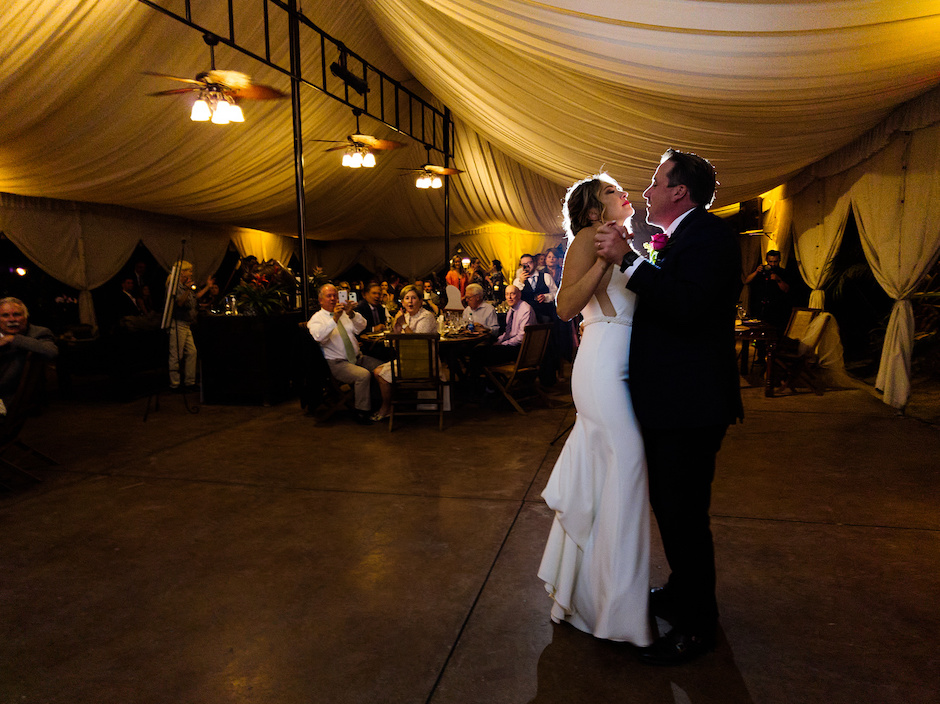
[443,107,452,267]
[288,0,309,317]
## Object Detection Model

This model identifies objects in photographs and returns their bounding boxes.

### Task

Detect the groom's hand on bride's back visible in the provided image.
[594,220,633,263]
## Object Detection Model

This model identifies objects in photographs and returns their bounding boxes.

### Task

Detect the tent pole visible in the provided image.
[288,0,309,317]
[443,107,452,269]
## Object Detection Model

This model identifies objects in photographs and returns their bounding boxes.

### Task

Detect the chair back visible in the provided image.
[784,308,822,343]
[515,324,553,372]
[387,333,440,385]
[444,285,463,311]
[797,312,831,356]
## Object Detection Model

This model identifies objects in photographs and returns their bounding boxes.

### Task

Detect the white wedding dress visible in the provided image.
[537,266,652,645]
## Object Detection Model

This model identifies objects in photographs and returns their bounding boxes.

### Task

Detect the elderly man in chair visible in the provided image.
[308,284,385,425]
[0,297,59,413]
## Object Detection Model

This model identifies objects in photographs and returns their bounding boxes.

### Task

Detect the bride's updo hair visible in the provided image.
[562,172,621,242]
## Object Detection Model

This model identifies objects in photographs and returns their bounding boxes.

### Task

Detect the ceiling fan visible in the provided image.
[399,149,463,188]
[312,108,405,167]
[145,33,286,123]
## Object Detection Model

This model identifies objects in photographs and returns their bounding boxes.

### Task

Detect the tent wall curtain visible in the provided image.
[0,193,280,327]
[781,94,940,408]
[850,124,940,409]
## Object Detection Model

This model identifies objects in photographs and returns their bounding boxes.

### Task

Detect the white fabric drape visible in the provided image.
[2,1,938,242]
[789,170,855,310]
[850,126,940,408]
[0,194,291,326]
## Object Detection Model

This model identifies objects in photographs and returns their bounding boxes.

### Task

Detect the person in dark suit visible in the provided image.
[594,148,743,665]
[355,282,388,333]
[355,281,393,361]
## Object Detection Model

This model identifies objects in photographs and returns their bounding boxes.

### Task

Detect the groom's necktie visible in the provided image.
[335,318,357,363]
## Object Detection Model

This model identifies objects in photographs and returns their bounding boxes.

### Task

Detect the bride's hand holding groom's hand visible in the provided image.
[594,220,633,264]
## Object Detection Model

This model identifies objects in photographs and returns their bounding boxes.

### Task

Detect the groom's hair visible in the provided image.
[662,149,717,209]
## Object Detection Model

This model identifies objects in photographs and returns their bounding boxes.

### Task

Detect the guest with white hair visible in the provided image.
[461,283,499,334]
[0,297,58,410]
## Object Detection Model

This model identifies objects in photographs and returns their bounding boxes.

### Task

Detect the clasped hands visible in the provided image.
[593,220,633,264]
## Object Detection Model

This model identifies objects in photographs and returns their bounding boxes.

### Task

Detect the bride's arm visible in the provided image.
[555,225,611,321]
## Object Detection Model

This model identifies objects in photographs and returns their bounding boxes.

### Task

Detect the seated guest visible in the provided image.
[389,285,437,334]
[371,285,438,420]
[422,279,441,309]
[462,283,499,334]
[413,279,440,316]
[307,284,383,425]
[355,282,388,333]
[0,297,59,410]
[466,285,535,387]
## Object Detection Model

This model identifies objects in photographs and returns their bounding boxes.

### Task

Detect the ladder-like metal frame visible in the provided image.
[135,0,455,315]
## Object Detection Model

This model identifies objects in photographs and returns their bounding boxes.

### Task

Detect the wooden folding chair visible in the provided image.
[772,307,830,394]
[483,323,552,414]
[386,333,445,431]
[1,353,58,488]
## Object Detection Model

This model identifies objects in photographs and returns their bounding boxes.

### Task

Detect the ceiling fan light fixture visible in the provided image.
[227,101,244,123]
[342,150,353,167]
[416,173,432,189]
[362,150,376,168]
[191,97,211,122]
[431,175,443,189]
[211,99,230,124]
[349,150,363,168]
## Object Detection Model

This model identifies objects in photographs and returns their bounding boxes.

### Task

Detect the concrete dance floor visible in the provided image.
[1,382,937,704]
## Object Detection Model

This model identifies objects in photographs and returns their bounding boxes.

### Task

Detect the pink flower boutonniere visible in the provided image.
[642,232,669,265]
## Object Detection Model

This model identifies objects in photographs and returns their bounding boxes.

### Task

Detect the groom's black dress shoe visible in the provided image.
[636,629,715,666]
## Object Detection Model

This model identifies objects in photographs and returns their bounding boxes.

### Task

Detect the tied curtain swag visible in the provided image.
[759,89,940,409]
[0,194,295,327]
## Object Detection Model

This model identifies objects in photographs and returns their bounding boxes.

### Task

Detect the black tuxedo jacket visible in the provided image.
[355,300,387,332]
[626,207,744,429]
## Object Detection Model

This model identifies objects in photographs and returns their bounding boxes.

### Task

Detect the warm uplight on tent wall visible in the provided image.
[415,171,443,189]
[342,148,376,168]
[191,91,244,124]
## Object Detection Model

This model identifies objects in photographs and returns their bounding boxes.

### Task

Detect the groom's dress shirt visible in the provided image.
[497,300,535,346]
[308,308,366,361]
[623,207,696,279]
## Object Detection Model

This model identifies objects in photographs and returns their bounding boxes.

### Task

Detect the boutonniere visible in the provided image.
[642,232,669,265]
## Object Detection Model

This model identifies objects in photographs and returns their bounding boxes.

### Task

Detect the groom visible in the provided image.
[594,149,743,665]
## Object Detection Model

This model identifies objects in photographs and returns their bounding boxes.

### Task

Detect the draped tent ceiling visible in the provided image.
[1,0,938,244]
[2,0,940,411]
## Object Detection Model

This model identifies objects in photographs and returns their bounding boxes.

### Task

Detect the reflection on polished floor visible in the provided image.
[1,382,937,704]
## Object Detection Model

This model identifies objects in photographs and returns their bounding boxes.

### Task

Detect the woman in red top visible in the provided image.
[445,255,469,298]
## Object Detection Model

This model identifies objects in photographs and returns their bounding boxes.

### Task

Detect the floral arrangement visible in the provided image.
[642,232,669,266]
[231,258,297,315]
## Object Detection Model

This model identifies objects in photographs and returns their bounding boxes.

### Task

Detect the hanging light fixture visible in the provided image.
[362,150,376,168]
[191,95,212,121]
[415,172,432,189]
[431,175,443,189]
[211,99,231,124]
[190,88,244,125]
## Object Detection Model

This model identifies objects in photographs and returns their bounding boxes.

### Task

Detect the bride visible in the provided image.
[537,173,652,645]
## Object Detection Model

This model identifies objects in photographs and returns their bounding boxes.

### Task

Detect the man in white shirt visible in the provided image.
[461,283,499,334]
[307,284,382,425]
